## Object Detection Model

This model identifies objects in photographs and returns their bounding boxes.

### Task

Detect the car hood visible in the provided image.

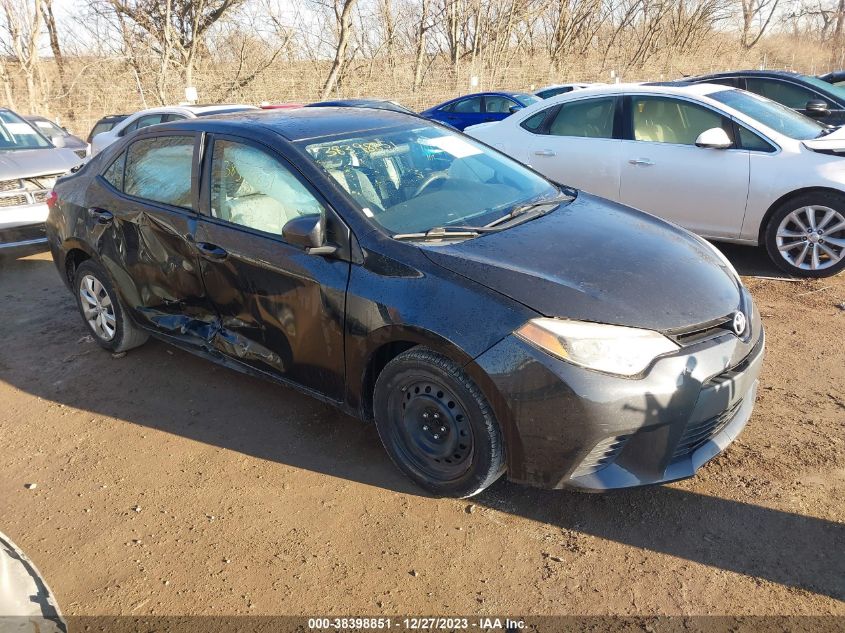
[421,193,742,333]
[802,125,845,153]
[0,147,81,179]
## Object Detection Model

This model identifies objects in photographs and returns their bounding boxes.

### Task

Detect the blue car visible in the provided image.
[420,92,541,131]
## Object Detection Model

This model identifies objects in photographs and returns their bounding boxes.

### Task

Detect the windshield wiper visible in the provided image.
[393,226,483,241]
[485,194,573,228]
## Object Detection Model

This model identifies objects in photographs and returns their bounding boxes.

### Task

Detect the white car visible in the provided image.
[90,104,258,155]
[534,83,601,99]
[466,83,845,277]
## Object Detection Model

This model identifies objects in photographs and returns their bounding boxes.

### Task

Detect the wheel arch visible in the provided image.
[758,186,845,244]
[356,326,478,422]
[62,240,97,287]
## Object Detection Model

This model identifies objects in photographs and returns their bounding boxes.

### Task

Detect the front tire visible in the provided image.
[74,259,148,352]
[764,192,845,278]
[373,347,505,498]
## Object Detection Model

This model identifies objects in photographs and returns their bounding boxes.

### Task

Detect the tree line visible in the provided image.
[1,0,842,125]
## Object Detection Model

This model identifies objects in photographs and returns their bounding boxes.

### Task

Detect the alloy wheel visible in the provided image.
[776,205,845,271]
[79,274,116,341]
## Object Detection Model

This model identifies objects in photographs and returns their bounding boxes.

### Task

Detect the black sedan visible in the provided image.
[46,108,764,497]
[819,70,845,87]
[688,69,845,125]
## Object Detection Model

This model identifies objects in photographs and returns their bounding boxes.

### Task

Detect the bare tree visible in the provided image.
[739,0,781,48]
[320,0,358,98]
[1,0,43,112]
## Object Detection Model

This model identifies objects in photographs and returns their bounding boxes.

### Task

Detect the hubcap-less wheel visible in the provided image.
[79,274,116,341]
[776,205,845,271]
[394,380,474,480]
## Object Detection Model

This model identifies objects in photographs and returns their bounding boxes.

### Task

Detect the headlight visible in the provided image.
[515,318,679,377]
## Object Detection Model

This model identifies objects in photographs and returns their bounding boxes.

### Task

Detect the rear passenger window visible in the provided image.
[124,136,195,209]
[452,97,482,113]
[548,98,616,138]
[102,151,125,190]
[210,140,325,236]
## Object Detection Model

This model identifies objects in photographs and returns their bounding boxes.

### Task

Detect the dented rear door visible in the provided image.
[90,132,217,341]
[193,134,349,401]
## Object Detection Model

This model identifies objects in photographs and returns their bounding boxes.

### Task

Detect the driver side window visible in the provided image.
[210,140,325,236]
[631,96,725,145]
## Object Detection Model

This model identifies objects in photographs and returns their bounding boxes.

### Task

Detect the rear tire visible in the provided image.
[764,192,845,278]
[74,259,148,353]
[373,347,505,498]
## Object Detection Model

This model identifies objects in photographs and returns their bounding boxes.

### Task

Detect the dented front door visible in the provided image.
[193,135,349,401]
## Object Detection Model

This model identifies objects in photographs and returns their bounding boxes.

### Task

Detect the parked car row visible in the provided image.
[465,81,845,278]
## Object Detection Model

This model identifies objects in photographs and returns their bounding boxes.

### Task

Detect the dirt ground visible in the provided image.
[0,246,843,622]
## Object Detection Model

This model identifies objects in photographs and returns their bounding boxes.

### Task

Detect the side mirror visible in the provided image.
[508,104,523,114]
[282,214,336,256]
[695,127,732,149]
[51,135,67,148]
[805,100,830,117]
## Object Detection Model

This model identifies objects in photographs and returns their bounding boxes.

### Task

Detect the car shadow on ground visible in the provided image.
[2,253,843,604]
[712,242,792,279]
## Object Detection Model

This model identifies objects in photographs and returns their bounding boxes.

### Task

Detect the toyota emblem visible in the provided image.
[732,311,747,336]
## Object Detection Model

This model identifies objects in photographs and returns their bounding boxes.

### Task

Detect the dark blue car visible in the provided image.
[420,91,541,131]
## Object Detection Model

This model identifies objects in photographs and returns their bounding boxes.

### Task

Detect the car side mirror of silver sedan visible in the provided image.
[695,127,733,149]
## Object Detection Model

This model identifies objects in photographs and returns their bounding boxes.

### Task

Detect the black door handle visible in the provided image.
[195,242,228,260]
[88,208,113,225]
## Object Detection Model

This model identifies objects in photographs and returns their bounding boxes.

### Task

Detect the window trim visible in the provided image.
[199,132,342,246]
[106,130,201,212]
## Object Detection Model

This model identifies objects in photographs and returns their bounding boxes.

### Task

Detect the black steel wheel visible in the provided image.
[373,347,505,497]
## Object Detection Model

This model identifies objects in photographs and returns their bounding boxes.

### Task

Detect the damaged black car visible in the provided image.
[46,108,764,497]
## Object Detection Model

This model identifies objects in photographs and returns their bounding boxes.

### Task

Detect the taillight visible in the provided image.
[46,190,58,207]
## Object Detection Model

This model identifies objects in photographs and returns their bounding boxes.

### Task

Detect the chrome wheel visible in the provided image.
[776,205,845,271]
[79,274,116,341]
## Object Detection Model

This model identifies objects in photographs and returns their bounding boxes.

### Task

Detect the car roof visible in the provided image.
[550,82,728,97]
[153,107,430,143]
[695,69,805,80]
[23,114,52,122]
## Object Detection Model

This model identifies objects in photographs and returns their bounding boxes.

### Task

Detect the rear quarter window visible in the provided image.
[124,135,195,209]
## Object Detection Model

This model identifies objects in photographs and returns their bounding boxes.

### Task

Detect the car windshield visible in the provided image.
[0,110,52,150]
[710,89,827,140]
[303,124,560,234]
[800,74,845,101]
[513,93,541,106]
[32,119,67,137]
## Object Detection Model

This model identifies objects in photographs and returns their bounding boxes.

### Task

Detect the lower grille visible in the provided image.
[0,179,21,192]
[673,398,743,460]
[572,435,630,477]
[0,194,28,208]
[32,191,49,203]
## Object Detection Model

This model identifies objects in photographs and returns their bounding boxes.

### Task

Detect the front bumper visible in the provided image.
[0,202,49,250]
[471,319,765,491]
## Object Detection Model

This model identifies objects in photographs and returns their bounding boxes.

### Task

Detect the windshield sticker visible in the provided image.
[362,207,375,218]
[421,136,482,158]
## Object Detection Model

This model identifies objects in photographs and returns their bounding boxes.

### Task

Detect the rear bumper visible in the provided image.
[471,315,765,491]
